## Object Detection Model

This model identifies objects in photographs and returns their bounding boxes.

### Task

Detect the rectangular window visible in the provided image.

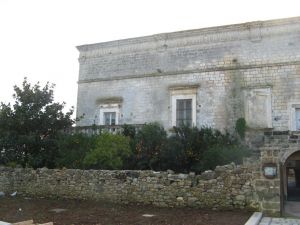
[170,88,197,128]
[99,104,120,126]
[296,108,300,130]
[176,99,192,127]
[104,112,116,125]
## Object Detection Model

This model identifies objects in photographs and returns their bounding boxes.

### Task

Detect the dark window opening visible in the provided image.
[176,99,192,127]
[104,112,116,125]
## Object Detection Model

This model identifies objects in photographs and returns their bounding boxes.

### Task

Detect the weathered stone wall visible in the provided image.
[247,131,300,215]
[0,163,258,210]
[76,17,300,132]
[77,71,231,130]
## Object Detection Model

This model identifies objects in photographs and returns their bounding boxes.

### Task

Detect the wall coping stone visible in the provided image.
[77,17,300,59]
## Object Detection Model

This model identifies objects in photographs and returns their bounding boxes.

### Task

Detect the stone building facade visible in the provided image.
[76,17,300,134]
[75,17,300,215]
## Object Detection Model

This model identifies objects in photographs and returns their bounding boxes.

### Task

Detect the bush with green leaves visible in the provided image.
[160,126,244,173]
[194,145,251,172]
[130,123,167,170]
[83,132,131,170]
[56,133,98,169]
[159,135,187,172]
[235,118,247,139]
[122,124,136,139]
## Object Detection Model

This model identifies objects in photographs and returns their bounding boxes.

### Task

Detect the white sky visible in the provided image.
[0,0,299,116]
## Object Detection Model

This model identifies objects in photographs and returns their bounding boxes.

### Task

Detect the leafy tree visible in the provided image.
[0,78,75,168]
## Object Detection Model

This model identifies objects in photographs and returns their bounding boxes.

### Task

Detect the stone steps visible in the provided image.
[0,220,53,225]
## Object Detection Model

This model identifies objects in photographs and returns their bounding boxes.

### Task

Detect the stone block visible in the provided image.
[262,201,280,210]
[199,170,216,180]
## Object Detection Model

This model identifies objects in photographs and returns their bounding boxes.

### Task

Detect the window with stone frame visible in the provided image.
[99,104,120,126]
[169,85,198,128]
[244,87,272,129]
[296,109,300,131]
[288,103,300,131]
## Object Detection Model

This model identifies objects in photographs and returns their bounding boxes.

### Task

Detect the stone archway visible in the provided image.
[280,149,300,217]
[280,149,300,201]
[280,149,300,166]
[282,151,300,200]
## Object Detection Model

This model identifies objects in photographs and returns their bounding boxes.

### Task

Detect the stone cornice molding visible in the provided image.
[77,17,300,61]
[168,85,200,91]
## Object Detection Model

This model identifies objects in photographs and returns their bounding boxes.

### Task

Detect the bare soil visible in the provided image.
[0,197,252,225]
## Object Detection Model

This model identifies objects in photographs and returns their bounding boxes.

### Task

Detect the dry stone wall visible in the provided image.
[0,162,258,210]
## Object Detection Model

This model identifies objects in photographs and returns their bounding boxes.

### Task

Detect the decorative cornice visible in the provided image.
[96,97,123,105]
[168,85,200,91]
[77,16,300,60]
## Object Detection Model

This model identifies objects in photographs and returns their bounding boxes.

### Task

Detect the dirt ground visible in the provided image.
[0,197,252,225]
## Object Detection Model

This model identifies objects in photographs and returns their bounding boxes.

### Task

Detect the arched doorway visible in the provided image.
[281,150,300,217]
[283,151,300,201]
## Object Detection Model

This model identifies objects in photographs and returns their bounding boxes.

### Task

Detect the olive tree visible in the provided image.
[0,78,74,168]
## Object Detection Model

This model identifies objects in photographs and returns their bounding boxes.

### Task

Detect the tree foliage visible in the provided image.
[0,78,75,168]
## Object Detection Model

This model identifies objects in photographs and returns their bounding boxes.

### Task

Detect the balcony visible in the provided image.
[67,124,144,135]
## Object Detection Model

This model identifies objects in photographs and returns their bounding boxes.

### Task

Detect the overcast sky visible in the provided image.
[0,0,299,117]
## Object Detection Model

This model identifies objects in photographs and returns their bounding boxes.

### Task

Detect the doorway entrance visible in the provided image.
[282,150,300,217]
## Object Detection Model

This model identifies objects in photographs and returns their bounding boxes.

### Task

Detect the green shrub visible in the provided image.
[130,123,167,170]
[160,135,187,172]
[160,126,238,173]
[5,161,18,168]
[170,126,205,172]
[83,133,131,170]
[197,145,251,171]
[124,123,167,170]
[56,133,98,169]
[55,124,251,172]
[122,124,136,139]
[236,118,247,139]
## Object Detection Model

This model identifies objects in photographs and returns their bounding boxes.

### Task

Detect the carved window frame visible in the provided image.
[288,102,300,131]
[99,104,120,125]
[244,87,272,129]
[169,86,198,127]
